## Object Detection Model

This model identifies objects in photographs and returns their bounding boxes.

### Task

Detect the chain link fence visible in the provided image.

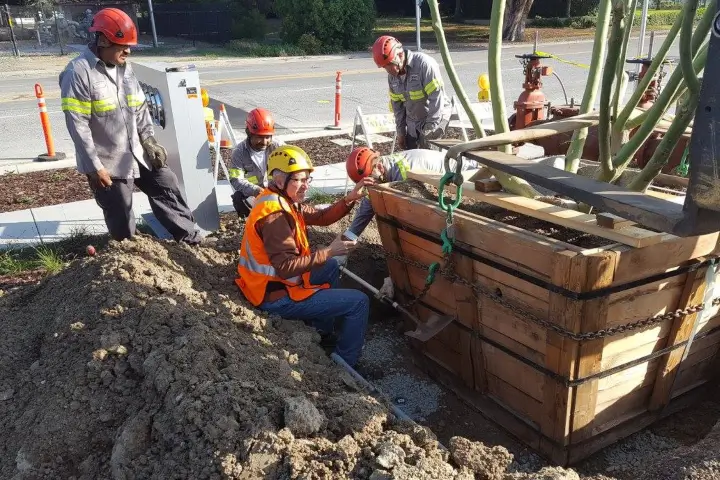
[1,3,136,57]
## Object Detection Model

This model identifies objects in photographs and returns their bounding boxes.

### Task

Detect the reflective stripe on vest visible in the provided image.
[235,189,329,306]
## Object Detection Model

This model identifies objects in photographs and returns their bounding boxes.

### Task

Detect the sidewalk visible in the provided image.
[0,162,350,249]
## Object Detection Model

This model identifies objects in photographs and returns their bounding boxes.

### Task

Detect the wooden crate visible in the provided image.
[368,180,720,466]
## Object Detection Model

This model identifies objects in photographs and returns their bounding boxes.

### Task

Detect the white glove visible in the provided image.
[378,277,394,299]
[333,255,348,267]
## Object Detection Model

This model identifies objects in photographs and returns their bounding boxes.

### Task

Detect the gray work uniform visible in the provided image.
[228,139,285,198]
[348,149,479,236]
[388,50,452,147]
[59,46,201,243]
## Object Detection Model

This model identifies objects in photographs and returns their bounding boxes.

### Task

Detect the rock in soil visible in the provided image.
[449,436,513,479]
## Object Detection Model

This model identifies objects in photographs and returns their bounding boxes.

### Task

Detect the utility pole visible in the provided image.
[4,4,19,57]
[147,0,158,48]
[416,0,422,51]
[635,0,650,80]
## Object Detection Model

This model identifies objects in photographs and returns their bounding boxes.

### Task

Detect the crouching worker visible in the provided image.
[345,147,480,237]
[235,145,376,367]
[228,108,284,218]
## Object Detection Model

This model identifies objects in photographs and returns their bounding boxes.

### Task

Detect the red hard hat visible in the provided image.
[246,108,275,136]
[372,35,403,68]
[347,147,379,183]
[88,8,137,46]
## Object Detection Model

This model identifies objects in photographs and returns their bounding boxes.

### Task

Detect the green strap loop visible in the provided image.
[438,171,463,212]
[676,144,690,177]
[426,262,439,284]
[440,225,454,255]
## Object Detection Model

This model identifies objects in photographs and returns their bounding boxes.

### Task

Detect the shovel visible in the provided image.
[339,265,454,342]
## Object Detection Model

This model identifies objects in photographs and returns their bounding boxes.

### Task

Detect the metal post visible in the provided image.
[54,10,65,56]
[147,0,158,48]
[5,4,19,57]
[415,0,422,51]
[636,0,650,78]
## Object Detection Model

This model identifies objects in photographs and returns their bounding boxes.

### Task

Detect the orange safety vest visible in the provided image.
[235,188,330,307]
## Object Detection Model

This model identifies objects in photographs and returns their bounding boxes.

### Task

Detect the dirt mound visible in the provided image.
[0,234,518,479]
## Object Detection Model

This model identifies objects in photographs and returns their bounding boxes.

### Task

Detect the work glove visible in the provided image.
[141,135,168,169]
[379,277,395,299]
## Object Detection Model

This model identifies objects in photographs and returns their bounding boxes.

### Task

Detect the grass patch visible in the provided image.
[225,40,306,57]
[34,245,64,274]
[306,188,342,205]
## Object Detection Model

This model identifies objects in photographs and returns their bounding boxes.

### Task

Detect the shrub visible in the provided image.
[230,8,268,41]
[297,33,323,55]
[226,40,305,57]
[275,0,376,52]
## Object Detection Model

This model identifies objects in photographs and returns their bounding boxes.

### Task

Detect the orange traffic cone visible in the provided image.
[219,105,232,149]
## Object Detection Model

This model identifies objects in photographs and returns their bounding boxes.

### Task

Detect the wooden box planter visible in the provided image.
[368,175,720,466]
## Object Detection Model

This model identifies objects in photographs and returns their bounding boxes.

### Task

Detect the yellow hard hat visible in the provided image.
[201,88,210,107]
[478,73,490,91]
[268,145,314,175]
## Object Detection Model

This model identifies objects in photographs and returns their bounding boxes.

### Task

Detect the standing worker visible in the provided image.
[59,8,204,245]
[345,146,479,238]
[372,35,452,150]
[228,108,284,218]
[235,145,375,367]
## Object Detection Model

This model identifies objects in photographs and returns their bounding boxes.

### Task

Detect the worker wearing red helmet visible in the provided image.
[58,8,204,244]
[345,146,479,237]
[372,35,451,150]
[228,108,285,218]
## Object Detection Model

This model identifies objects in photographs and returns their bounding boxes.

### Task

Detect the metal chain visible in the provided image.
[381,250,711,341]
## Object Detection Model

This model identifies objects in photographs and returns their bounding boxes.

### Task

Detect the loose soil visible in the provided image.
[0,200,718,479]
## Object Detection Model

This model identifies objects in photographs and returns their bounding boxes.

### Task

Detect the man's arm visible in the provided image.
[228,145,263,196]
[301,196,355,227]
[348,198,375,237]
[259,212,332,279]
[59,68,103,174]
[389,76,407,137]
[421,59,446,131]
[131,73,154,142]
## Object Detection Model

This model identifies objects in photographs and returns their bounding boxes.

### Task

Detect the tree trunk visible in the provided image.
[566,0,572,18]
[454,0,463,21]
[502,0,534,42]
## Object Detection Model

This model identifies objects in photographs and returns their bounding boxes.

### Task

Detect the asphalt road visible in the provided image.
[0,36,680,163]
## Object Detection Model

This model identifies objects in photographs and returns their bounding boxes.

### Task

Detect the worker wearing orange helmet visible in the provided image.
[228,108,285,218]
[235,145,375,367]
[58,8,204,244]
[345,146,479,237]
[372,35,451,150]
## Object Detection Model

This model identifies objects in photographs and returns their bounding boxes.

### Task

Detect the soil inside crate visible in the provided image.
[391,179,613,249]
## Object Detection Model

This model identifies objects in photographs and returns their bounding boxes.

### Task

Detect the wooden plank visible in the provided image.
[461,150,685,234]
[649,263,709,411]
[483,343,544,401]
[406,171,662,248]
[602,334,668,370]
[597,359,660,398]
[368,188,420,324]
[596,212,635,230]
[473,271,549,318]
[606,282,686,328]
[376,186,578,277]
[611,234,719,284]
[487,373,544,426]
[481,301,547,354]
[482,326,546,366]
[541,251,585,453]
[679,343,720,372]
[571,252,618,444]
[451,247,483,390]
[671,357,715,394]
[593,385,654,432]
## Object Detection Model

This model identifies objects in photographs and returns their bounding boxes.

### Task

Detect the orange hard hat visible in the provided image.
[89,8,138,46]
[246,108,275,136]
[372,35,403,68]
[347,147,379,183]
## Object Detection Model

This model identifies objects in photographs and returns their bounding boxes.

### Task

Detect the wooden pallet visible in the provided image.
[368,182,720,466]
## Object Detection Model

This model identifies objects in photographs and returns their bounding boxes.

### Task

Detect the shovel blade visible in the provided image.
[404,313,454,342]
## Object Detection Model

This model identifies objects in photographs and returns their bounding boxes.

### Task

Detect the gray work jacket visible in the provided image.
[59,46,152,179]
[348,149,479,236]
[388,50,451,138]
[228,139,285,198]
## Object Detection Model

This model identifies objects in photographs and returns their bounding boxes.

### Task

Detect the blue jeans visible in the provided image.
[259,258,369,367]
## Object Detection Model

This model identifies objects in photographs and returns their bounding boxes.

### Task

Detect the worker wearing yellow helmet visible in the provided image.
[235,145,375,367]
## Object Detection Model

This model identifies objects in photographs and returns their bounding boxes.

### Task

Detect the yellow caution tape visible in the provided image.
[534,51,590,70]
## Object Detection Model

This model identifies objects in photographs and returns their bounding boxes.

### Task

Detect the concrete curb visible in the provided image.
[0,155,77,177]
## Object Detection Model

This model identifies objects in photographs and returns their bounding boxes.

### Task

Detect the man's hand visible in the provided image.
[397,135,406,150]
[141,135,168,169]
[328,235,357,257]
[87,169,113,190]
[346,177,376,203]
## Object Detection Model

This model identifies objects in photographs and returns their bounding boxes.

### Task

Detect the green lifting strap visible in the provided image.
[438,171,463,212]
